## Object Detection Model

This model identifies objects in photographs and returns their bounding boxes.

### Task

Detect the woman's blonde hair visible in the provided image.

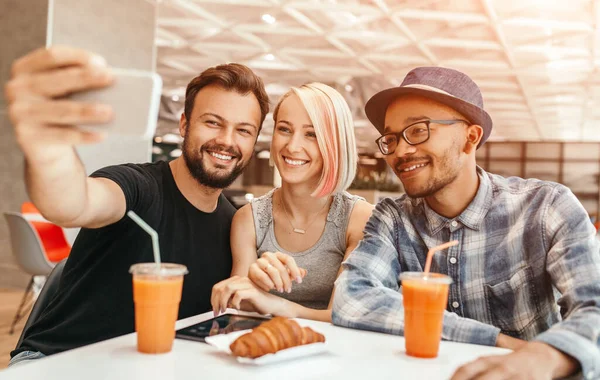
[272,83,357,198]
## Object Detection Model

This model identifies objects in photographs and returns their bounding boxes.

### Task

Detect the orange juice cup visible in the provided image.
[130,263,188,354]
[400,272,452,358]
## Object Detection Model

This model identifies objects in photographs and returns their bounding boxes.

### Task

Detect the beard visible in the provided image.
[182,137,248,189]
[397,140,463,199]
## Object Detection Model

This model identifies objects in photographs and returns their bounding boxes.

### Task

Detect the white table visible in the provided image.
[0,310,510,380]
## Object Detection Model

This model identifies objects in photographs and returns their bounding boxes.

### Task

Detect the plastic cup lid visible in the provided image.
[129,263,188,277]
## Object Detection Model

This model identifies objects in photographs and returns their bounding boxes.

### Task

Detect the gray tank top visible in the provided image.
[251,190,361,310]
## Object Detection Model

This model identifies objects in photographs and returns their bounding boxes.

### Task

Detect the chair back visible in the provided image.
[16,259,67,349]
[20,203,71,262]
[21,202,40,214]
[4,212,55,276]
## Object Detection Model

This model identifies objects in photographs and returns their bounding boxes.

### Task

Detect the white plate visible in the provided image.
[205,327,328,365]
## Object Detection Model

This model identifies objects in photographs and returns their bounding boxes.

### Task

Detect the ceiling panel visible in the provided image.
[153,0,600,153]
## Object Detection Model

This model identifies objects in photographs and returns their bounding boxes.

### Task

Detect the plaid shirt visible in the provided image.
[333,167,600,379]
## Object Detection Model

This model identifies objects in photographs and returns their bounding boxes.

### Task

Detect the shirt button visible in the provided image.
[449,257,457,264]
[451,221,458,227]
[452,301,459,308]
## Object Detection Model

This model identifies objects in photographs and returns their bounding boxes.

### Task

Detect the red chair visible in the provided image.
[21,202,71,263]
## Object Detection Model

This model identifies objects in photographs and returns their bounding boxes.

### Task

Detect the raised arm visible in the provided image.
[6,46,126,229]
[332,199,500,346]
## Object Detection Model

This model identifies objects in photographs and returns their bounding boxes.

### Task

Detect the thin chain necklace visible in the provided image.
[279,191,330,234]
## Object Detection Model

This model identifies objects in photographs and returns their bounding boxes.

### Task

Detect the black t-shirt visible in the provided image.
[12,160,235,356]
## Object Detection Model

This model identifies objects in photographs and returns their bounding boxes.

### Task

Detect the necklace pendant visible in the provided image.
[293,228,306,234]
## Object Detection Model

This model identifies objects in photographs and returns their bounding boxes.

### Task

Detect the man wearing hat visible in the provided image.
[332,67,600,379]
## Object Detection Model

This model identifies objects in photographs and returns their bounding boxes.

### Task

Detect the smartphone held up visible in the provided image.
[67,68,162,140]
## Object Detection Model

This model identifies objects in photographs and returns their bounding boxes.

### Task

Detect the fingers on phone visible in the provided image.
[6,66,113,102]
[10,100,113,126]
[14,124,104,146]
[11,46,106,77]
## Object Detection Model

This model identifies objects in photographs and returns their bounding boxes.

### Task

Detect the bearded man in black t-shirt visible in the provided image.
[5,46,270,365]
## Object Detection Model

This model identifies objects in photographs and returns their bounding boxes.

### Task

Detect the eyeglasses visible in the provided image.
[375,119,470,155]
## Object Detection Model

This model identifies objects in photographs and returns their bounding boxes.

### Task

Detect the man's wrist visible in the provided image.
[495,333,507,348]
[528,342,579,378]
[22,144,75,166]
[496,333,527,351]
[495,333,514,349]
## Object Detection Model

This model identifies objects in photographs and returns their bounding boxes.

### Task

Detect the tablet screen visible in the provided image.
[175,314,271,343]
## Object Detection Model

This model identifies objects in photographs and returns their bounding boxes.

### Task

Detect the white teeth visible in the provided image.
[210,152,233,161]
[284,157,308,166]
[403,163,427,172]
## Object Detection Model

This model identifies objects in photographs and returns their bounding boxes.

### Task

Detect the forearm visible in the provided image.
[533,308,600,380]
[528,342,580,379]
[24,146,89,226]
[332,271,500,345]
[541,187,600,379]
[287,302,332,323]
[230,262,252,277]
[442,310,500,346]
[332,273,404,334]
[495,333,527,351]
[268,296,332,322]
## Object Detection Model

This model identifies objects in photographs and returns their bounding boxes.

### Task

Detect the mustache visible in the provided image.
[201,141,241,159]
[394,156,430,170]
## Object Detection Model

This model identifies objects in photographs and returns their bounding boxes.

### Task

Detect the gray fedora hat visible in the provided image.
[365,67,493,148]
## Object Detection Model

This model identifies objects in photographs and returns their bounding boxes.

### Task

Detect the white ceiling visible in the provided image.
[154,0,600,153]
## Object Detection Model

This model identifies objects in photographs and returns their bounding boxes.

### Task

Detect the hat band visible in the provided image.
[402,84,455,97]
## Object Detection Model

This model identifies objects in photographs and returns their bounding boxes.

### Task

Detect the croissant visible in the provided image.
[229,317,325,358]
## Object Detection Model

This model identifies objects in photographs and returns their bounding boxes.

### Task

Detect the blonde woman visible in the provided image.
[211,83,373,322]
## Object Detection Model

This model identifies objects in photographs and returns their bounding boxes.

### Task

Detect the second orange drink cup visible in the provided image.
[130,263,188,354]
[400,272,452,358]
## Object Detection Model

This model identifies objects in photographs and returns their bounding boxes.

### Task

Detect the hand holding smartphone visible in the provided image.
[45,0,162,140]
[69,68,162,140]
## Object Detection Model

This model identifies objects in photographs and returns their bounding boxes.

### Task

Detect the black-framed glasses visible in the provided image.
[375,119,470,155]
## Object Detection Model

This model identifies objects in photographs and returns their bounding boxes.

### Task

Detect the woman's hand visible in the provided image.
[248,251,307,293]
[211,276,290,317]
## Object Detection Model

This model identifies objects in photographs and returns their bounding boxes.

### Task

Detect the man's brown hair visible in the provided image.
[184,63,269,131]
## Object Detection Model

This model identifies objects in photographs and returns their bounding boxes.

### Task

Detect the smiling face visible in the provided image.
[383,95,475,198]
[271,94,324,187]
[180,84,261,189]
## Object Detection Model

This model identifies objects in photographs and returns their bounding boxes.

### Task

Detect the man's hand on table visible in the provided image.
[451,341,580,380]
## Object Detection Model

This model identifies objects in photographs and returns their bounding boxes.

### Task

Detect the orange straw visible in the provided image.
[424,240,459,276]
